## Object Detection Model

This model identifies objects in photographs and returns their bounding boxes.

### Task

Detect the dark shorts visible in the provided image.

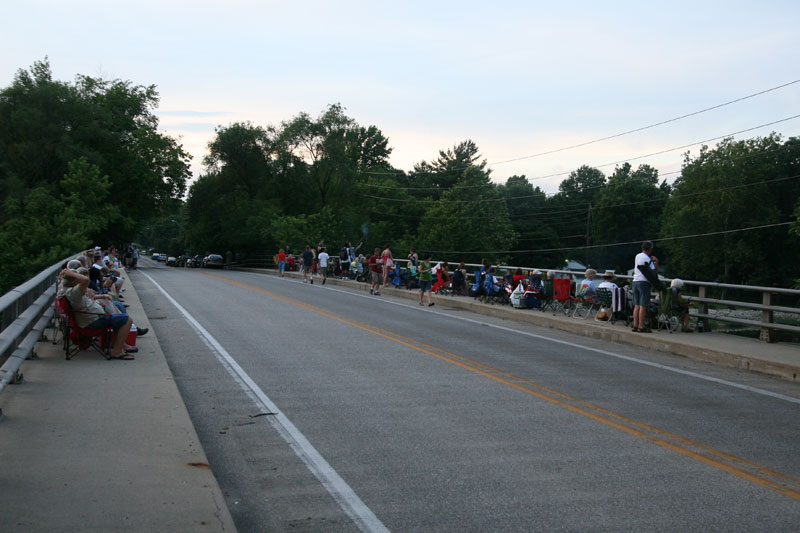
[419,280,432,292]
[633,281,651,306]
[86,313,129,331]
[371,271,383,285]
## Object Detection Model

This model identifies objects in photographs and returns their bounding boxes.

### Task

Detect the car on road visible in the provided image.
[166,256,177,266]
[203,254,225,268]
[152,252,166,261]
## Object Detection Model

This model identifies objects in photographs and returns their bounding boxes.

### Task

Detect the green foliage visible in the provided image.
[591,163,670,271]
[0,59,191,239]
[414,166,514,264]
[498,175,564,268]
[661,135,800,285]
[0,157,112,293]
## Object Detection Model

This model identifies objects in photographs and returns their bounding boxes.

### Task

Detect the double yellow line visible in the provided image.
[206,272,800,501]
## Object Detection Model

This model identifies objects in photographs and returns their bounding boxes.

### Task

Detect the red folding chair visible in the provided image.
[58,298,112,360]
[551,278,576,316]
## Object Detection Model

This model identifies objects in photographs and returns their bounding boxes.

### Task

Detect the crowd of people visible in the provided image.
[276,240,692,332]
[57,245,147,360]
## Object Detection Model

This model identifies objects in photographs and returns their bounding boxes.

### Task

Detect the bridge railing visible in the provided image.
[0,256,73,397]
[231,254,800,343]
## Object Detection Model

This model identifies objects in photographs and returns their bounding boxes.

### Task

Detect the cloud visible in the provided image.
[161,122,218,132]
[157,110,232,117]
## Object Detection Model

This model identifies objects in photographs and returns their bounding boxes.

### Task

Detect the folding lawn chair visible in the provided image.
[551,278,576,316]
[59,298,113,360]
[657,288,679,333]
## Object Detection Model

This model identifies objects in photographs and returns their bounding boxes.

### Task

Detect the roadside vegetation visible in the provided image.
[2,59,799,295]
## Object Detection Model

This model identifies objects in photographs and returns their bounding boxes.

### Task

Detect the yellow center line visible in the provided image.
[205,272,800,501]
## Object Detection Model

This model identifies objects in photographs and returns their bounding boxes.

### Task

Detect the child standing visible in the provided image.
[418,255,434,307]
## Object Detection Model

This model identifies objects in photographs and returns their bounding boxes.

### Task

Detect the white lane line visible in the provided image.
[253,273,800,406]
[140,271,389,533]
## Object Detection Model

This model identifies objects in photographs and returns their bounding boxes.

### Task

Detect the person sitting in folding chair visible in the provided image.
[61,267,134,360]
[670,278,693,332]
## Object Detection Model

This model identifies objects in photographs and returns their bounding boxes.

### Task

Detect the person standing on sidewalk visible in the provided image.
[418,255,434,307]
[317,247,329,285]
[632,241,658,333]
[381,243,393,289]
[302,245,314,284]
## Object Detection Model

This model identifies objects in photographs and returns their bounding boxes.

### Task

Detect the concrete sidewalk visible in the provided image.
[245,268,800,383]
[0,276,236,531]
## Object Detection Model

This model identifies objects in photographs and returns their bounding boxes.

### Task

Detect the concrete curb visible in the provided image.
[0,274,238,531]
[237,267,800,383]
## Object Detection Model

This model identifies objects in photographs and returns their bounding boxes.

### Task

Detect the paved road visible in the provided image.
[133,259,800,532]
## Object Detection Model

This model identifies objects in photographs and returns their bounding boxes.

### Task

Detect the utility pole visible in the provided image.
[585,203,592,267]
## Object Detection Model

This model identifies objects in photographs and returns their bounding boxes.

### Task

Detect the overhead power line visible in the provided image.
[360,115,800,203]
[362,78,800,178]
[422,221,796,255]
[364,173,800,222]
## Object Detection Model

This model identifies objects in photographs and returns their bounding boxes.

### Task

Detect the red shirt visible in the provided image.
[278,252,286,262]
[512,274,526,286]
[368,255,382,273]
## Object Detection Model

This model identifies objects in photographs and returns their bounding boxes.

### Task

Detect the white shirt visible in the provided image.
[318,252,329,268]
[598,281,618,291]
[633,252,653,283]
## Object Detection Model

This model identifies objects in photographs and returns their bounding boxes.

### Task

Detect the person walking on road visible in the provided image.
[302,245,314,284]
[368,248,383,295]
[277,248,286,277]
[419,255,434,306]
[317,247,329,285]
[632,241,658,332]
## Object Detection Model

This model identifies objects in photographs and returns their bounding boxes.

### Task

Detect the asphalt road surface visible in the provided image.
[133,258,800,532]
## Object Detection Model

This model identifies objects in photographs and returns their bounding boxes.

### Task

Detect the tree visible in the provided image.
[591,163,670,271]
[414,166,514,265]
[0,58,191,244]
[497,175,564,268]
[0,157,115,294]
[408,140,486,196]
[660,135,800,285]
[277,104,391,210]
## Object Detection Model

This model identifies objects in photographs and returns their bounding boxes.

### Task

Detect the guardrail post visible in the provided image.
[698,286,709,332]
[760,291,776,343]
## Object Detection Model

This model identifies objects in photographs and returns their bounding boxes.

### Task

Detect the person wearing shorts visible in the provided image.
[632,241,658,332]
[418,255,434,307]
[317,247,329,285]
[302,245,314,283]
[368,248,383,295]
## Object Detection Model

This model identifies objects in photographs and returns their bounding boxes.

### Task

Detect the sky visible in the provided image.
[3,1,799,194]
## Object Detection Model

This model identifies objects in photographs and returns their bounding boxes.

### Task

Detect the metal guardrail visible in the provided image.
[251,254,800,343]
[0,255,74,397]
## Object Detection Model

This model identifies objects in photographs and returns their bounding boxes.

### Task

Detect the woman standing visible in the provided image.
[381,243,393,288]
[277,248,286,277]
[407,248,419,276]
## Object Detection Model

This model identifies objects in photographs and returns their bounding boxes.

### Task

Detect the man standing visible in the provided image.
[367,248,383,296]
[317,247,329,285]
[632,241,658,333]
[302,245,314,284]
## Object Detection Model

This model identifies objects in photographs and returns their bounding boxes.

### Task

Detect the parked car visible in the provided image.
[203,254,225,268]
[166,256,177,266]
[152,252,166,261]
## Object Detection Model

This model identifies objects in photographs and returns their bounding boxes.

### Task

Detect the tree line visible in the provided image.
[1,60,799,296]
[182,105,800,288]
[0,59,190,294]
